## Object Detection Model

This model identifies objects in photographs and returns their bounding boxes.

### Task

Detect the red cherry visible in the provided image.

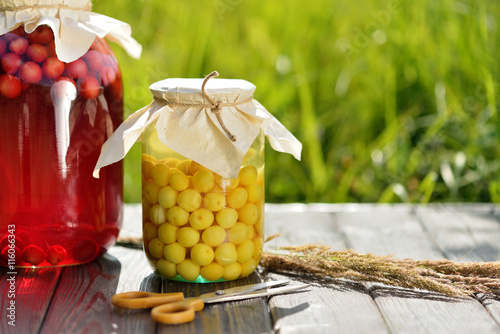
[0,39,7,57]
[103,54,119,73]
[11,26,25,37]
[83,50,103,72]
[22,245,46,265]
[65,59,88,79]
[46,245,67,265]
[98,66,116,86]
[56,76,76,88]
[0,245,21,264]
[78,75,100,99]
[1,53,21,74]
[27,44,48,63]
[18,62,43,84]
[16,230,32,247]
[72,238,98,262]
[3,33,19,44]
[46,40,56,57]
[9,37,28,55]
[42,57,64,79]
[0,74,22,98]
[28,25,54,45]
[91,39,109,55]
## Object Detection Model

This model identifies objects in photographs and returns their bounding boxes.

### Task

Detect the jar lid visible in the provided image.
[150,78,255,105]
[94,72,302,179]
[0,0,141,62]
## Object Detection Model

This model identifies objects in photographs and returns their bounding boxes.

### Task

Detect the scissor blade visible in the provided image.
[204,283,311,304]
[200,280,290,302]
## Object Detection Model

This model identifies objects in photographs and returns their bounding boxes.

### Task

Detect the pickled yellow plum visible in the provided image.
[158,186,178,209]
[201,262,224,281]
[193,169,214,193]
[191,243,215,266]
[157,258,177,278]
[190,208,214,230]
[222,262,242,280]
[177,189,202,212]
[177,259,201,281]
[215,208,238,229]
[215,243,238,266]
[151,163,169,187]
[142,155,264,282]
[149,204,167,225]
[202,226,226,247]
[157,223,178,244]
[163,242,186,264]
[176,227,200,248]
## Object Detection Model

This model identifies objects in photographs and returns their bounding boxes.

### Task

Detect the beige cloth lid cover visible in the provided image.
[0,0,141,62]
[93,76,302,179]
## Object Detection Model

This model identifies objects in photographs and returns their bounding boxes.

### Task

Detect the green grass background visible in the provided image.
[93,0,500,204]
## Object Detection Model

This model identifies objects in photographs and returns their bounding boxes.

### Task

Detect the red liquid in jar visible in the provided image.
[0,27,123,267]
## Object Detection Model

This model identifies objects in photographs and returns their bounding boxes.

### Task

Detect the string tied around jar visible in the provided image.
[202,71,236,142]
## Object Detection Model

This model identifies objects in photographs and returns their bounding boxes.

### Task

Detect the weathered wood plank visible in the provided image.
[39,254,122,334]
[264,211,346,250]
[263,210,390,333]
[265,272,390,334]
[480,295,500,327]
[415,205,500,330]
[333,209,445,260]
[0,267,61,334]
[107,246,160,334]
[157,272,273,334]
[372,288,500,334]
[415,206,500,262]
[6,203,497,334]
[331,206,500,334]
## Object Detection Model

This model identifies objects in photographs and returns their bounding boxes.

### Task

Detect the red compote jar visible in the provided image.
[0,1,141,267]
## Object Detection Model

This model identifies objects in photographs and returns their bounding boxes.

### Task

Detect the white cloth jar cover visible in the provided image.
[0,0,141,62]
[93,72,302,179]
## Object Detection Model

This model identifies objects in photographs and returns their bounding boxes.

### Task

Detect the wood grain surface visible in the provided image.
[0,204,499,334]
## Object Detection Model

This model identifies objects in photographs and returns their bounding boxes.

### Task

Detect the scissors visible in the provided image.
[111,280,310,324]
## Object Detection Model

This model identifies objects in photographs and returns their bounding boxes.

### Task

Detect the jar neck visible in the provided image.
[0,0,92,12]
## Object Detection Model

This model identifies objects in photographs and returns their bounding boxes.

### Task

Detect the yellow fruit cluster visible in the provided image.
[141,154,264,282]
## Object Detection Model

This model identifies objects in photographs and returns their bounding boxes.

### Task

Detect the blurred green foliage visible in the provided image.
[93,0,500,204]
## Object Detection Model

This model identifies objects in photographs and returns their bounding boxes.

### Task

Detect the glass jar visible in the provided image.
[94,72,301,281]
[0,25,124,267]
[141,121,265,282]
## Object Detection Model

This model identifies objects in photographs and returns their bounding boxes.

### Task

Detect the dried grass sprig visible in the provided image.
[260,244,500,298]
[116,235,500,298]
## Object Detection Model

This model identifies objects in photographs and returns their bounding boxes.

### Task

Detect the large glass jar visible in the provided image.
[141,122,265,282]
[0,26,124,267]
[93,72,301,280]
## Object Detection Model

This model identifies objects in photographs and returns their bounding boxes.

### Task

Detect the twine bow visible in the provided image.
[201,71,237,142]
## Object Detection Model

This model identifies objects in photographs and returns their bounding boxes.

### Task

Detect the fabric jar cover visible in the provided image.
[94,73,302,179]
[0,0,141,62]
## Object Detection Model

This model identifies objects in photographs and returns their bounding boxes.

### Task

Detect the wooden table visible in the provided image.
[1,203,500,333]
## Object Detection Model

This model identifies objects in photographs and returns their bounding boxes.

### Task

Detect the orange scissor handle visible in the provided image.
[111,291,184,309]
[151,298,205,324]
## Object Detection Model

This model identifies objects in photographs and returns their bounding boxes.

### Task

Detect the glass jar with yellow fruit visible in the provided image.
[142,122,265,282]
[93,71,302,282]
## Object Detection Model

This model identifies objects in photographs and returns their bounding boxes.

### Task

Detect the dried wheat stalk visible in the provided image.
[260,243,500,298]
[117,235,500,298]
